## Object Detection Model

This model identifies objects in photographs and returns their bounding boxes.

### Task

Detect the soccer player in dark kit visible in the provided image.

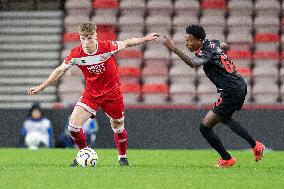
[163,25,265,168]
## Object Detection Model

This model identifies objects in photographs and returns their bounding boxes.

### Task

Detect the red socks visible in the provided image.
[113,128,128,157]
[69,127,88,149]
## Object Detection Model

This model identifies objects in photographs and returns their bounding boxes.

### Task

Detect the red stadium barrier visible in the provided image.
[120,83,141,93]
[201,0,226,9]
[118,67,141,77]
[236,67,251,77]
[227,50,252,59]
[253,51,279,59]
[93,0,118,9]
[117,50,143,58]
[254,33,280,42]
[142,84,168,93]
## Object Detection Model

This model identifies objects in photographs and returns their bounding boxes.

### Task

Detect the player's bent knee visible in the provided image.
[68,123,81,132]
[199,124,212,134]
[109,116,125,129]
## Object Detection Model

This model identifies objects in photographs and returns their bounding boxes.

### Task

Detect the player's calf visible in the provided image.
[68,124,88,149]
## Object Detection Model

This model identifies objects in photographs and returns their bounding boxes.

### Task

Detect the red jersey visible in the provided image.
[64,40,120,98]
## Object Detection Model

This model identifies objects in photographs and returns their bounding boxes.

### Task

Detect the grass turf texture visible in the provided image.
[0,149,283,189]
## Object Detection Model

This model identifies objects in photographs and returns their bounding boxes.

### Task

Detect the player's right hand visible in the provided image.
[27,85,44,95]
[144,33,160,42]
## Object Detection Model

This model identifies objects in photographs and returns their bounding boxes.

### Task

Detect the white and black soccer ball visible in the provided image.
[76,148,98,167]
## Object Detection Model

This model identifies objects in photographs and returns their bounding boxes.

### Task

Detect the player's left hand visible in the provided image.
[163,36,175,51]
[144,33,160,42]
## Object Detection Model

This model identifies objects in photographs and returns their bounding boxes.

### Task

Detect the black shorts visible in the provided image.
[212,92,246,119]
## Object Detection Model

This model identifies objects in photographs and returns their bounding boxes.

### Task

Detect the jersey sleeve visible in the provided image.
[195,48,214,64]
[107,40,120,53]
[64,48,77,68]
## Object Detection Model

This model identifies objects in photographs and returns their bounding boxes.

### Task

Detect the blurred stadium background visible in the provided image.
[0,0,283,150]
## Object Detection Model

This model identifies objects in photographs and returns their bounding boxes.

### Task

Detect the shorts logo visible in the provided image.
[81,59,86,64]
[87,63,105,74]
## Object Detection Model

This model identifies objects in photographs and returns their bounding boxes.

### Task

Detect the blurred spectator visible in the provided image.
[56,116,99,148]
[21,103,53,149]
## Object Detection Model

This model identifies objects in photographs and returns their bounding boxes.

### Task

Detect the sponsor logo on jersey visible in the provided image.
[87,63,106,74]
[99,54,108,62]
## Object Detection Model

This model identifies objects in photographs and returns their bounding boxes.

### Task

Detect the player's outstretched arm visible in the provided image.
[162,36,205,68]
[117,33,160,50]
[27,63,69,95]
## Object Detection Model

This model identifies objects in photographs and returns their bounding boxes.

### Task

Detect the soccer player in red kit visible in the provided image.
[28,23,159,166]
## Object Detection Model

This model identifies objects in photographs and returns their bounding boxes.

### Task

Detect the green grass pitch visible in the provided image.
[0,148,283,189]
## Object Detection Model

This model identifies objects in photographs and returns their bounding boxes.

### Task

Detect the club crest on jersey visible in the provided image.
[99,54,108,62]
[208,42,216,49]
[87,63,106,74]
[111,41,118,47]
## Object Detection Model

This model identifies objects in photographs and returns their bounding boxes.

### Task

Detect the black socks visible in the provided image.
[222,118,256,148]
[199,124,232,160]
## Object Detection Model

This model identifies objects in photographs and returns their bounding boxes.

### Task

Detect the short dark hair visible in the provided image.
[186,25,206,41]
[28,102,43,117]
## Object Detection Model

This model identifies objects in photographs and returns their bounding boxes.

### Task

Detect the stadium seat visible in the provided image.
[147,0,173,16]
[144,48,170,60]
[170,82,196,104]
[254,16,280,34]
[197,93,219,105]
[201,0,226,17]
[227,31,252,51]
[253,51,280,67]
[93,0,118,9]
[197,76,217,94]
[228,0,253,16]
[118,15,144,33]
[169,63,196,83]
[143,58,170,68]
[91,14,116,26]
[173,15,199,33]
[118,67,141,84]
[119,0,146,11]
[120,83,141,104]
[252,75,279,104]
[142,84,169,104]
[142,66,168,84]
[174,0,200,16]
[65,0,91,10]
[227,50,252,68]
[253,93,278,104]
[200,15,225,35]
[254,0,280,17]
[116,50,143,68]
[145,15,172,35]
[254,33,280,52]
[117,50,143,59]
[227,16,253,35]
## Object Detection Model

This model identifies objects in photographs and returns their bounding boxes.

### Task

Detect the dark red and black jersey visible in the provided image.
[195,39,247,95]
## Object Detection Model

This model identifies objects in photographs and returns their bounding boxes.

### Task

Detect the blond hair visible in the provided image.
[78,23,97,37]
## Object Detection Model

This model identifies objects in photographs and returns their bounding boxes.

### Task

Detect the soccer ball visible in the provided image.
[76,148,98,167]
